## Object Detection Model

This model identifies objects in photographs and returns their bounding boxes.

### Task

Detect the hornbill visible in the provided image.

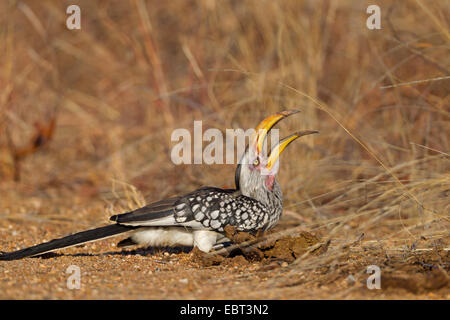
[0,111,318,260]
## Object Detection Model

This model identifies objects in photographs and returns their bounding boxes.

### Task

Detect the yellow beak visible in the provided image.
[266,130,318,171]
[251,110,300,155]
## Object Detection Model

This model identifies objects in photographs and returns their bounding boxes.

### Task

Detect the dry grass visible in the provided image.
[0,0,448,299]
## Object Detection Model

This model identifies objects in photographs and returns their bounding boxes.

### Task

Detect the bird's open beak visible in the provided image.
[251,110,300,155]
[266,130,319,171]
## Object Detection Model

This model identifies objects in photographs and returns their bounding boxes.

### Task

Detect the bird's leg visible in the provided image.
[192,230,219,253]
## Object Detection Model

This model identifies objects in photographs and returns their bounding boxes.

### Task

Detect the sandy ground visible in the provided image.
[1,216,448,300]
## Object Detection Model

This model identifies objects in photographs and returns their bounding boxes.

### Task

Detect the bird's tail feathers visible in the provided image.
[0,224,134,261]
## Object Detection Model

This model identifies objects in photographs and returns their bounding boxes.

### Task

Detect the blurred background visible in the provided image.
[0,0,448,249]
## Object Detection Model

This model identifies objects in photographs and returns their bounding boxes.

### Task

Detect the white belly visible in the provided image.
[130,227,222,252]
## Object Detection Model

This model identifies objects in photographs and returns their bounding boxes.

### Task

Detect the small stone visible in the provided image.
[346,274,356,285]
[179,278,189,284]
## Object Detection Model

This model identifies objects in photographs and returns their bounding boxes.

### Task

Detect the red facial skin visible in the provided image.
[265,175,275,191]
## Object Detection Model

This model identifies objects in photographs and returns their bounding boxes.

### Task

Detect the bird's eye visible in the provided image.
[253,158,259,167]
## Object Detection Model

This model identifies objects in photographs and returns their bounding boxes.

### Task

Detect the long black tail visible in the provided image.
[0,224,134,261]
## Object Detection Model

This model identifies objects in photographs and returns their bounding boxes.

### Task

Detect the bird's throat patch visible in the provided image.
[265,175,275,191]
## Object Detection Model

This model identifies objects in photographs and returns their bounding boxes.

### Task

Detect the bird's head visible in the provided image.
[235,110,318,205]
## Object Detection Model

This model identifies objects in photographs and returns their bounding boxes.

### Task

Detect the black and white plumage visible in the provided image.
[0,111,317,260]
